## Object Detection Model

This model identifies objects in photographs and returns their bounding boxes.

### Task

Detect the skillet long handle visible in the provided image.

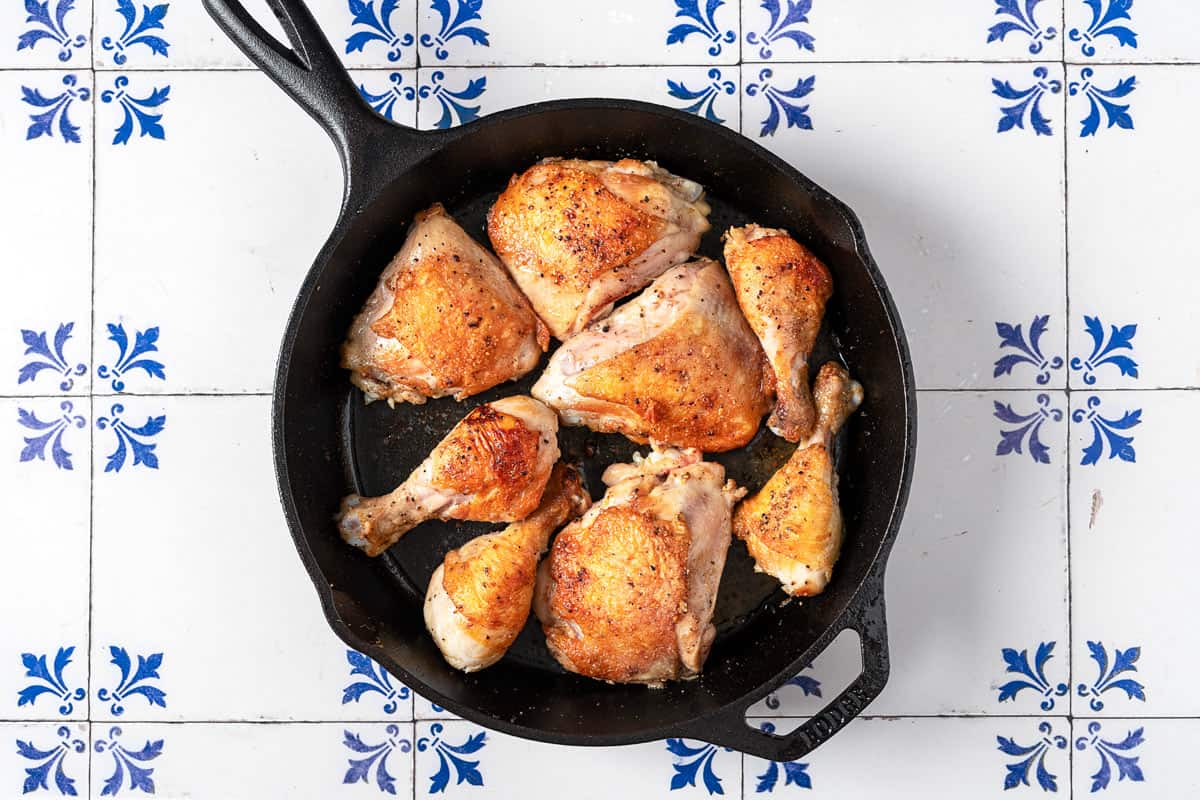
[679,568,890,762]
[202,0,424,184]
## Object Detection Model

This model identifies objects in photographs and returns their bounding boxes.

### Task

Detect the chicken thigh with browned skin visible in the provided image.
[534,446,745,685]
[342,203,549,405]
[733,363,862,597]
[487,158,711,339]
[723,224,833,441]
[532,258,772,452]
[337,396,559,556]
[424,463,591,672]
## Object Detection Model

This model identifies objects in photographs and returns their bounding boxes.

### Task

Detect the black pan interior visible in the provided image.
[277,105,911,744]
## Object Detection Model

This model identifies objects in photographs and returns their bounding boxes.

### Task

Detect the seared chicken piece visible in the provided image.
[487,158,711,339]
[733,363,862,597]
[534,446,745,685]
[532,258,772,452]
[723,224,834,442]
[424,464,591,672]
[342,203,549,405]
[338,396,559,556]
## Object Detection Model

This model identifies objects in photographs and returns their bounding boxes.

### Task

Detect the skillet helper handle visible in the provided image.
[686,577,890,763]
[202,0,409,180]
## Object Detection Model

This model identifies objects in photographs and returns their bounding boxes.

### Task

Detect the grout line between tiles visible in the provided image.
[88,54,97,740]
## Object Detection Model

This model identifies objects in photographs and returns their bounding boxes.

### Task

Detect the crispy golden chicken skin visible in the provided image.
[342,203,549,405]
[535,446,745,685]
[424,464,591,672]
[487,158,711,339]
[723,224,834,441]
[532,258,772,452]
[733,363,863,596]
[337,396,560,556]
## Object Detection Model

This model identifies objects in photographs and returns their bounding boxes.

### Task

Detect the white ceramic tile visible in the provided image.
[742,0,1065,62]
[92,71,348,394]
[1071,718,1193,797]
[747,630,861,718]
[872,391,1068,716]
[745,716,1074,796]
[415,66,740,131]
[417,0,740,66]
[84,722,415,798]
[1065,0,1192,62]
[1070,390,1195,716]
[413,690,457,720]
[92,0,418,68]
[2,722,90,796]
[90,395,414,721]
[413,720,740,799]
[2,0,92,67]
[1,397,91,721]
[741,62,1067,391]
[1,70,93,397]
[1067,65,1198,389]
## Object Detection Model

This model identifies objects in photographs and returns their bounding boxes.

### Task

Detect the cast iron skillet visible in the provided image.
[204,0,916,762]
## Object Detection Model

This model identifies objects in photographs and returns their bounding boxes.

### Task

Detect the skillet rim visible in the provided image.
[271,96,917,750]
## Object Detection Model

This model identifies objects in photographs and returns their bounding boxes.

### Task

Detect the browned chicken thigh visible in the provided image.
[534,446,744,685]
[342,203,548,405]
[424,464,591,672]
[532,258,772,452]
[337,396,559,556]
[487,158,711,339]
[733,363,862,597]
[723,224,833,441]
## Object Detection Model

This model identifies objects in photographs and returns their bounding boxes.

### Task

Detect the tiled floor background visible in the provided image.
[2,0,1197,797]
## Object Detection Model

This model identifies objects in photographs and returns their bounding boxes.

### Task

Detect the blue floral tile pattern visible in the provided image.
[745,0,814,59]
[994,67,1062,136]
[745,69,813,137]
[93,727,162,796]
[16,726,86,795]
[101,79,170,146]
[16,0,88,62]
[17,648,86,715]
[997,721,1067,792]
[997,642,1069,710]
[667,68,736,124]
[96,647,167,715]
[18,324,87,390]
[18,402,87,470]
[1070,70,1135,138]
[1071,316,1137,383]
[751,723,812,794]
[95,404,165,473]
[994,394,1063,465]
[1073,397,1140,465]
[417,723,486,794]
[1077,642,1145,711]
[763,671,822,710]
[96,324,165,392]
[346,0,414,62]
[421,71,485,129]
[100,1,170,64]
[343,725,411,795]
[666,0,736,57]
[1069,0,1137,57]
[666,739,730,795]
[421,0,489,61]
[358,72,414,122]
[1075,723,1145,792]
[987,0,1058,54]
[21,76,90,143]
[342,650,409,714]
[994,316,1064,384]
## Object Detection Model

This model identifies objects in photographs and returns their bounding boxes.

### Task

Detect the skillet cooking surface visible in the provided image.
[347,187,848,674]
